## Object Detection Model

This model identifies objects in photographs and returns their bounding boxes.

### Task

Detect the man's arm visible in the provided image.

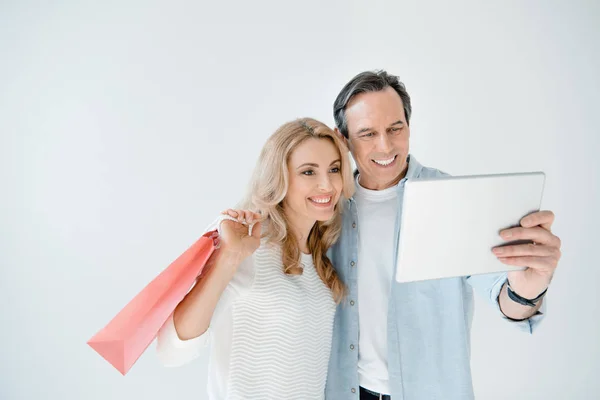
[492,210,561,320]
[466,272,546,334]
[497,281,543,320]
[465,210,560,332]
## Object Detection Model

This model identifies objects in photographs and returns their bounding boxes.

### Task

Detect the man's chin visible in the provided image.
[359,166,407,190]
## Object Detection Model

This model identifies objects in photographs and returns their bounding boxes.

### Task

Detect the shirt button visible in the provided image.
[351,388,356,394]
[352,222,356,228]
[350,344,355,350]
[350,300,355,306]
[350,261,355,267]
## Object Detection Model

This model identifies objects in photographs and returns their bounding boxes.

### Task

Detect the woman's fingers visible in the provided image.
[221,209,262,224]
[221,209,237,217]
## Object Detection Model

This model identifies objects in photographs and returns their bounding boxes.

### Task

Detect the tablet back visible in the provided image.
[395,172,546,283]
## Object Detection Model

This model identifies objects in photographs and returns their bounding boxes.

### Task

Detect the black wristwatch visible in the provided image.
[506,280,547,307]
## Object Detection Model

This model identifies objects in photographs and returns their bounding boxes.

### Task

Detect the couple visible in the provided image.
[156,70,562,400]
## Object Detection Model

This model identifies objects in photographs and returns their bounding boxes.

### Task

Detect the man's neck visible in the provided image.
[358,167,408,191]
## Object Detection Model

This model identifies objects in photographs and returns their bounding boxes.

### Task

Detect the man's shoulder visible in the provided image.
[419,164,451,178]
[412,155,452,179]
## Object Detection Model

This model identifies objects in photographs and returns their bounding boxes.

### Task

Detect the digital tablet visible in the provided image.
[395,172,546,283]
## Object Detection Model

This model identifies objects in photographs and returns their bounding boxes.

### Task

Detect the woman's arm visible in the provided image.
[156,210,262,366]
[174,210,261,339]
[172,248,243,340]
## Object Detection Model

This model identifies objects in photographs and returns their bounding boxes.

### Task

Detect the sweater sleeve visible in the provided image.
[155,215,256,367]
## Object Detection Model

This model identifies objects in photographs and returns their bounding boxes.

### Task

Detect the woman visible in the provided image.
[156,118,355,399]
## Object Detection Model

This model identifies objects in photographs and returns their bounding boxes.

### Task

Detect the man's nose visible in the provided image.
[377,133,393,154]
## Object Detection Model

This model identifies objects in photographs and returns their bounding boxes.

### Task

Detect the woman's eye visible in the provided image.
[302,170,315,176]
[330,167,340,173]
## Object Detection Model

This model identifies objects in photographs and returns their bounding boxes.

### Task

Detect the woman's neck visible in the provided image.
[284,210,315,255]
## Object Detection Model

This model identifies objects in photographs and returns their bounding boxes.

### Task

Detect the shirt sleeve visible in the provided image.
[465,272,546,334]
[155,215,256,367]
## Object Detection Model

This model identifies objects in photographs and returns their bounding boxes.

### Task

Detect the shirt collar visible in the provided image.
[349,153,423,202]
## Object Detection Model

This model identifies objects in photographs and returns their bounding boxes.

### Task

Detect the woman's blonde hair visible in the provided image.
[239,118,354,303]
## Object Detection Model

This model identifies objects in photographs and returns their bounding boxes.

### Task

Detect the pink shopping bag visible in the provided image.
[87,230,219,375]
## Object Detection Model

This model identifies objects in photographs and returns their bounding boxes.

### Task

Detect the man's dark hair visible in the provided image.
[333,70,412,138]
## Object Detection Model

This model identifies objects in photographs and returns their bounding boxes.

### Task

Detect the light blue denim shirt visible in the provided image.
[325,155,545,400]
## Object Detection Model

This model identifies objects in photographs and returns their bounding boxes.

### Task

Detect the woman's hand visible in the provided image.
[218,209,263,262]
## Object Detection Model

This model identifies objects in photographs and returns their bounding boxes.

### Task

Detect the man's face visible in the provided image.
[342,86,410,190]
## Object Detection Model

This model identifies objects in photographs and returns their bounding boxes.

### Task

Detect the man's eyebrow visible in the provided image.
[354,127,373,135]
[354,120,403,135]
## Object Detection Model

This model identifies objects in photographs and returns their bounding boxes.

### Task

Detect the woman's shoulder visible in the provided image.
[252,238,282,265]
[229,253,256,292]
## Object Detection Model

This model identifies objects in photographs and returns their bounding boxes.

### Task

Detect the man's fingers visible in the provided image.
[493,243,560,259]
[520,210,555,231]
[497,255,555,269]
[499,226,560,247]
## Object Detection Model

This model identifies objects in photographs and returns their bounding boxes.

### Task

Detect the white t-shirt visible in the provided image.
[354,175,400,395]
[156,217,336,400]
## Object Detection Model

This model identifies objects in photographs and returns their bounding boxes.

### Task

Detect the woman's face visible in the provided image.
[283,138,343,225]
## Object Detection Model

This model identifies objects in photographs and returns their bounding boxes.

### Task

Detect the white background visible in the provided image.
[1,1,599,399]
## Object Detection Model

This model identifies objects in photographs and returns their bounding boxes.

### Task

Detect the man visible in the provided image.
[325,70,562,400]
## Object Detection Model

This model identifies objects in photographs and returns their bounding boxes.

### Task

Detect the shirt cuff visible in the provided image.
[490,273,547,334]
